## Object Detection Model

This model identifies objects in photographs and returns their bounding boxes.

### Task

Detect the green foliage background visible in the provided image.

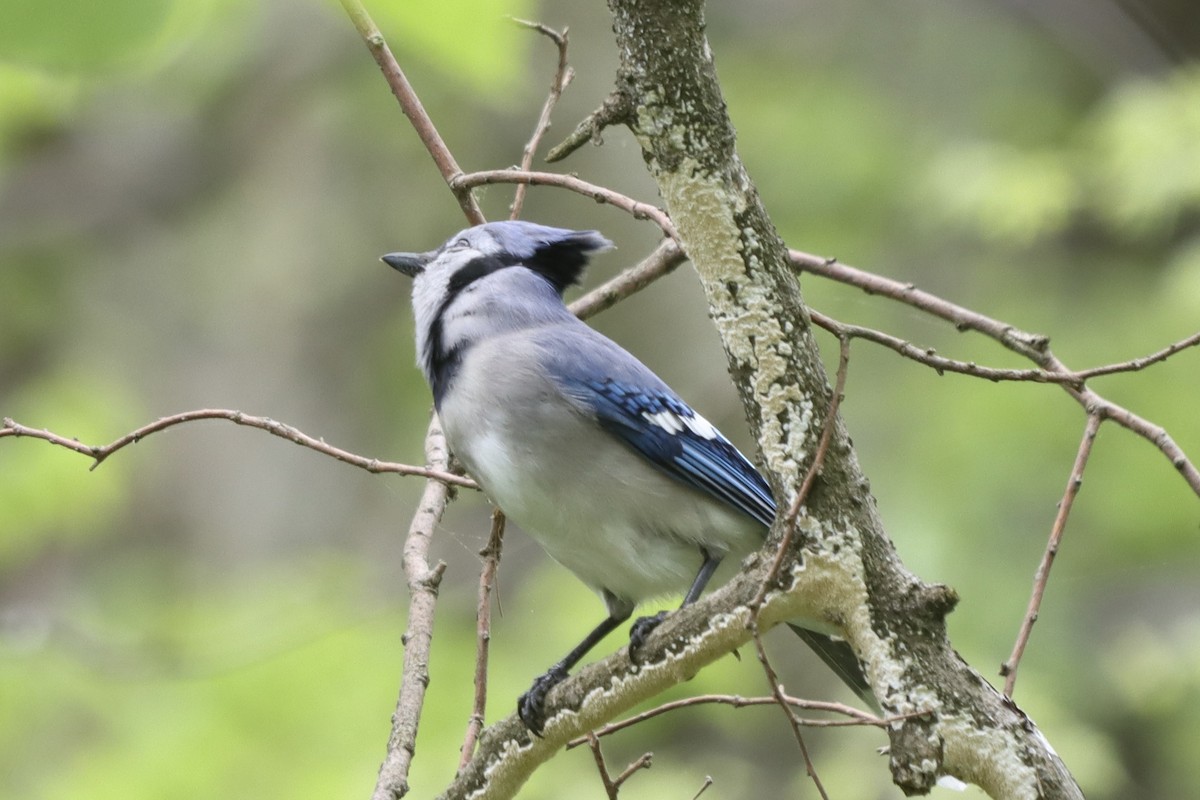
[1,1,1198,798]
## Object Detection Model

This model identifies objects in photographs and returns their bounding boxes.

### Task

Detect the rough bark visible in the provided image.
[441,2,1084,797]
[607,1,1082,797]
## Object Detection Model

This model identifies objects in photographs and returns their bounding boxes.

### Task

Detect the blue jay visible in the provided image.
[383,221,870,734]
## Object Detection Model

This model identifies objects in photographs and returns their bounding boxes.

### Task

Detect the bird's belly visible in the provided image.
[441,401,763,605]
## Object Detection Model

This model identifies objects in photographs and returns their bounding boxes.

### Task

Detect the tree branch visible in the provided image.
[794,251,1200,496]
[569,238,686,320]
[1001,413,1101,695]
[607,1,1082,796]
[453,169,677,239]
[567,693,886,745]
[371,417,453,800]
[545,90,634,163]
[338,0,484,224]
[459,509,506,769]
[508,19,574,220]
[328,2,1195,798]
[0,412,475,488]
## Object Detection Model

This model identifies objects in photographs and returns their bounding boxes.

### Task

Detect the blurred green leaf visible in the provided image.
[922,143,1078,244]
[370,0,536,94]
[0,0,222,77]
[1089,68,1200,235]
[0,371,138,565]
[0,65,80,158]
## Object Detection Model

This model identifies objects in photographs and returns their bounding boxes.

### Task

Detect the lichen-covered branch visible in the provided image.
[604,0,1081,797]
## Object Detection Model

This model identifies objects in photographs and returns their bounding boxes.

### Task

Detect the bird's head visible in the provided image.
[382,220,612,297]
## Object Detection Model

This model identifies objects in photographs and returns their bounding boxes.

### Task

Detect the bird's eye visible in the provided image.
[448,238,470,251]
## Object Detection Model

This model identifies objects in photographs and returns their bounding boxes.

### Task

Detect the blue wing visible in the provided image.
[567,376,777,528]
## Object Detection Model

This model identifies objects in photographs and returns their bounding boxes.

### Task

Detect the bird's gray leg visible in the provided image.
[518,593,633,735]
[628,548,723,660]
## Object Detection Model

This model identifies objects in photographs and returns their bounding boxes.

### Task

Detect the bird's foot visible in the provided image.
[628,611,669,663]
[517,665,569,736]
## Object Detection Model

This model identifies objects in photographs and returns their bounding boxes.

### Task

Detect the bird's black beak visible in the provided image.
[381,251,432,277]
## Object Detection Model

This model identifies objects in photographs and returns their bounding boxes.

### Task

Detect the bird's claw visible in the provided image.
[517,665,569,736]
[628,611,669,663]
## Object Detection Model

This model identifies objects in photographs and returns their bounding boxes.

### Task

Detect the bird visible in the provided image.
[383,220,871,735]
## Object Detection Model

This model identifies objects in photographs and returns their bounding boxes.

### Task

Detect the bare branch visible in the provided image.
[807,311,1077,385]
[0,412,476,489]
[460,509,507,769]
[546,91,633,163]
[1001,413,1102,695]
[372,417,454,800]
[808,311,1200,386]
[584,733,651,799]
[750,628,830,800]
[568,693,884,747]
[794,250,1200,497]
[1074,330,1200,380]
[569,239,686,321]
[611,752,654,791]
[453,169,677,239]
[585,734,619,800]
[509,20,574,219]
[338,0,484,224]
[793,252,1051,358]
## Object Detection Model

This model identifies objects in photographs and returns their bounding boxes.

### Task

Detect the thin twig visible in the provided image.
[1074,330,1200,380]
[546,91,633,163]
[612,752,654,790]
[691,776,714,800]
[751,629,830,800]
[808,311,1064,385]
[569,239,686,321]
[459,509,507,769]
[808,311,1200,387]
[793,250,1200,496]
[585,734,618,800]
[371,417,453,800]
[567,693,884,748]
[0,412,476,488]
[793,252,1051,358]
[509,20,573,220]
[585,733,652,799]
[750,335,851,612]
[454,169,678,240]
[1000,413,1102,695]
[338,0,484,224]
[336,7,493,791]
[739,336,850,800]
